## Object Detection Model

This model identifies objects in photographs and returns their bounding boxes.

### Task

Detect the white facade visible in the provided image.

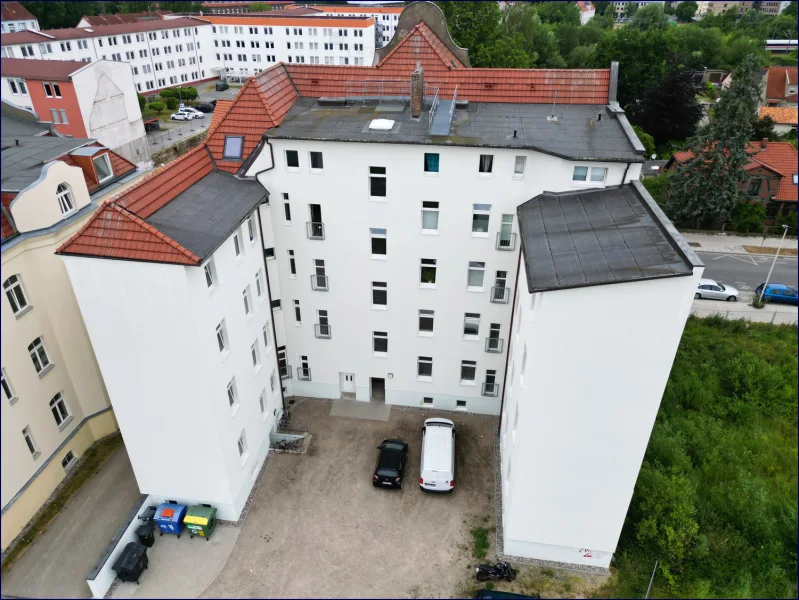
[62,211,279,520]
[500,241,702,568]
[1,15,38,34]
[245,138,640,414]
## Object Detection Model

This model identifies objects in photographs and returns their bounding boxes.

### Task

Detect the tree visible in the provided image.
[535,2,580,26]
[137,93,146,111]
[675,1,698,22]
[157,1,203,12]
[566,44,596,68]
[248,1,271,12]
[435,1,500,54]
[729,201,766,233]
[473,35,532,68]
[159,89,176,99]
[624,2,638,18]
[166,97,179,110]
[751,116,777,142]
[174,86,198,101]
[501,3,565,67]
[593,1,611,16]
[148,101,165,114]
[629,3,669,30]
[668,55,764,227]
[20,1,103,29]
[783,1,798,18]
[633,125,656,158]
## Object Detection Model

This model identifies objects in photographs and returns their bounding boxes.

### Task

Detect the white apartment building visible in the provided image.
[56,2,701,569]
[1,1,39,34]
[308,5,403,47]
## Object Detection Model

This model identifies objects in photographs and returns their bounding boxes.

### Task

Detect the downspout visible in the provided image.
[622,162,631,185]
[497,246,522,436]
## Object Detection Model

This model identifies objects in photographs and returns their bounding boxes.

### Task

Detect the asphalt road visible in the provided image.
[697,252,798,295]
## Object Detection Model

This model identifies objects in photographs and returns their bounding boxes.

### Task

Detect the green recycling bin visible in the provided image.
[184,505,217,541]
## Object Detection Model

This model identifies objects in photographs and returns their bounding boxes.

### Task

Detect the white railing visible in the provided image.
[429,87,440,132]
[449,84,458,120]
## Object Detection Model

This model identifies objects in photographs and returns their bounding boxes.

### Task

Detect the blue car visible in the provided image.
[754,283,799,305]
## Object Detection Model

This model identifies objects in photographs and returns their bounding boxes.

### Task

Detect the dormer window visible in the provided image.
[92,154,112,183]
[793,174,798,185]
[56,183,75,215]
[223,136,243,159]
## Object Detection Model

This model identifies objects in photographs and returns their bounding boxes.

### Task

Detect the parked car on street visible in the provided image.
[754,283,799,305]
[420,418,455,493]
[169,112,192,121]
[194,103,215,113]
[177,107,204,119]
[373,439,408,489]
[215,81,229,91]
[694,278,739,302]
[473,589,540,599]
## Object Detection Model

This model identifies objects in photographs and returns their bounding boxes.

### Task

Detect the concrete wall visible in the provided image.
[500,265,703,568]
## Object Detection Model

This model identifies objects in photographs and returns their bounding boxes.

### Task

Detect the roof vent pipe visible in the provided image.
[761,137,768,150]
[15,139,19,146]
[411,61,424,119]
[513,130,517,138]
[596,112,602,122]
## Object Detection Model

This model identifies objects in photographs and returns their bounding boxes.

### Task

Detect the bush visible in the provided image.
[137,93,145,111]
[777,211,798,230]
[166,97,179,110]
[642,171,672,207]
[729,201,766,233]
[633,125,656,158]
[148,101,165,114]
[159,89,175,99]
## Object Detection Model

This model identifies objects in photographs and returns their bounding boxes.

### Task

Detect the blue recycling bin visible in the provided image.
[153,503,187,538]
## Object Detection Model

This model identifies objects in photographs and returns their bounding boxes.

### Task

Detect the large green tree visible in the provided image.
[473,34,532,68]
[534,1,580,26]
[20,1,103,29]
[435,1,500,54]
[500,3,565,67]
[668,55,764,227]
[675,1,698,22]
[629,2,669,30]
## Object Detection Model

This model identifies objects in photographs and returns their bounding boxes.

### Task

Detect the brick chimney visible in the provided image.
[761,138,768,150]
[411,61,424,119]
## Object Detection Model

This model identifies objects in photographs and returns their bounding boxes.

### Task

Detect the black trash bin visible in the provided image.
[135,522,155,548]
[112,542,149,584]
[138,505,157,522]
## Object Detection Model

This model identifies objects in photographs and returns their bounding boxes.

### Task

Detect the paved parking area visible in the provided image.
[201,399,498,598]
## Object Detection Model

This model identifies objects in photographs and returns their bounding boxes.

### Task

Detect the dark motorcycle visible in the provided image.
[475,561,516,582]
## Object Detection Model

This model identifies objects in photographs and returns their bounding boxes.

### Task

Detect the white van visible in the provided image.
[420,418,455,493]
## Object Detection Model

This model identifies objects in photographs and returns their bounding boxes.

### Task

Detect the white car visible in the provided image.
[695,278,739,302]
[419,418,455,493]
[178,107,204,119]
[169,112,192,121]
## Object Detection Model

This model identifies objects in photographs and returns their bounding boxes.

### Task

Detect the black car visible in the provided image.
[215,81,229,91]
[373,439,408,489]
[194,103,215,113]
[473,590,540,599]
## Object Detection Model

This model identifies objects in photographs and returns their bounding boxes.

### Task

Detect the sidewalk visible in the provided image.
[145,117,210,154]
[691,298,798,325]
[681,232,799,254]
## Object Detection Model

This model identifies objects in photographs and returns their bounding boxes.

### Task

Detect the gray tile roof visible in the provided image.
[145,170,267,262]
[517,183,699,294]
[269,98,644,162]
[1,135,94,192]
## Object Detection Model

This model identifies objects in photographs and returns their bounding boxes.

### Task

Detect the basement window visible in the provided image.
[223,136,243,159]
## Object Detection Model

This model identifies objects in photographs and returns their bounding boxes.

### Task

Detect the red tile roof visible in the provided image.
[0,17,204,45]
[1,2,35,22]
[759,106,798,125]
[56,146,137,193]
[1,192,18,240]
[79,11,172,27]
[208,99,234,131]
[765,66,798,102]
[1,57,84,81]
[376,23,465,73]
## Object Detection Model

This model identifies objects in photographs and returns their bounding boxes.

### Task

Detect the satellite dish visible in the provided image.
[651,154,657,160]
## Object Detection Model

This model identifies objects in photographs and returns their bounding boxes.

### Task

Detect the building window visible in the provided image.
[423,397,433,405]
[259,389,266,415]
[460,360,477,383]
[286,150,299,169]
[22,426,38,458]
[317,310,330,338]
[310,151,324,171]
[417,356,433,379]
[420,258,437,286]
[43,82,62,98]
[270,371,276,392]
[284,198,291,222]
[263,323,270,349]
[223,136,244,159]
[216,321,228,353]
[61,451,75,470]
[50,108,61,124]
[514,156,526,177]
[370,228,387,257]
[293,299,302,323]
[467,261,485,290]
[590,167,608,182]
[2,368,16,403]
[49,392,71,428]
[237,430,248,457]
[369,166,386,198]
[472,204,491,234]
[247,215,256,243]
[203,258,217,288]
[56,183,75,215]
[27,337,50,375]
[288,250,296,276]
[372,282,387,307]
[573,166,588,181]
[4,275,29,315]
[92,154,113,183]
[478,154,493,174]
[233,231,243,258]
[227,378,238,407]
[424,153,439,173]
[573,166,608,183]
[243,285,253,316]
[418,309,434,334]
[747,178,762,195]
[463,313,481,338]
[456,400,467,410]
[251,340,261,369]
[256,269,265,297]
[373,331,388,354]
[271,299,281,310]
[421,201,439,232]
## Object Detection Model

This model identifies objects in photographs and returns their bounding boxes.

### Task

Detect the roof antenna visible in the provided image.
[547,90,558,122]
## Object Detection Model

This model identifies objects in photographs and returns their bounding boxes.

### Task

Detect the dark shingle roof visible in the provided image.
[1,136,94,191]
[517,183,700,294]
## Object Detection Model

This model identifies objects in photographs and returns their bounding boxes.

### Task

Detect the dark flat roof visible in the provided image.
[145,170,267,261]
[1,135,94,192]
[269,97,643,162]
[517,183,701,294]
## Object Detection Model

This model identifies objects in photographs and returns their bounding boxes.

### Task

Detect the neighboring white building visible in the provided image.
[577,1,596,24]
[0,2,39,34]
[57,2,700,569]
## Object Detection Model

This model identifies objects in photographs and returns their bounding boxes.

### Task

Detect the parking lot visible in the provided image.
[200,398,498,598]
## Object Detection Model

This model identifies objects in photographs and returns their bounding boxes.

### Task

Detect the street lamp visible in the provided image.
[759,224,790,303]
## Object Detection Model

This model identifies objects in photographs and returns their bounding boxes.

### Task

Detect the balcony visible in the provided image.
[496,232,517,251]
[311,274,329,291]
[314,323,331,339]
[306,221,325,240]
[297,366,312,381]
[490,286,510,304]
[485,337,504,353]
[279,364,293,380]
[482,382,499,397]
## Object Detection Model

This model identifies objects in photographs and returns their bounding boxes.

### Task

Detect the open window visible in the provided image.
[92,154,113,183]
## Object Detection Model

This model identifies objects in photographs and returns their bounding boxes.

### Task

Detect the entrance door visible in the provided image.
[370,377,385,402]
[340,373,355,398]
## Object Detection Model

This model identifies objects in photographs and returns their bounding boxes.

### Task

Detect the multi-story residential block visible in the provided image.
[77,11,174,28]
[308,5,404,47]
[0,100,142,551]
[201,1,295,14]
[696,0,754,16]
[0,58,150,164]
[0,1,39,33]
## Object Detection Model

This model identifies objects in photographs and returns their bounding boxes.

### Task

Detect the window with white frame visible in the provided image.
[460,360,477,383]
[4,275,29,315]
[463,313,480,338]
[514,156,526,177]
[203,258,217,289]
[237,430,248,457]
[216,320,228,353]
[287,249,296,276]
[61,451,75,470]
[247,215,256,243]
[259,389,266,415]
[22,426,38,458]
[269,371,276,392]
[49,392,71,428]
[372,331,388,355]
[256,269,265,298]
[242,285,253,316]
[233,230,243,258]
[418,309,434,334]
[263,323,270,349]
[2,368,16,403]
[43,82,61,98]
[251,340,261,369]
[467,261,485,290]
[227,378,238,407]
[423,397,433,405]
[369,166,386,198]
[285,150,299,169]
[421,201,439,232]
[478,154,493,174]
[56,183,75,215]
[293,299,301,324]
[417,356,433,379]
[472,204,491,234]
[92,154,113,182]
[420,258,437,286]
[371,282,387,307]
[424,152,440,173]
[310,151,323,171]
[573,166,607,183]
[223,136,243,159]
[370,228,386,257]
[28,337,50,374]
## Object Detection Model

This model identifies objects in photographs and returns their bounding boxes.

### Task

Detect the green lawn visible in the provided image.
[596,317,798,599]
